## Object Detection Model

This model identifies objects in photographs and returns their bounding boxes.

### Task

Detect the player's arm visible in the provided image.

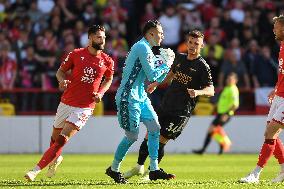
[187,85,215,98]
[147,71,174,94]
[56,68,71,91]
[268,87,277,104]
[56,51,74,91]
[188,61,214,98]
[93,57,115,103]
[93,75,113,103]
[137,44,171,82]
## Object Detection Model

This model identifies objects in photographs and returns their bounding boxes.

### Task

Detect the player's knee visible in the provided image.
[125,131,138,143]
[265,124,279,139]
[144,119,160,133]
[148,130,160,138]
[160,135,169,144]
[55,134,68,146]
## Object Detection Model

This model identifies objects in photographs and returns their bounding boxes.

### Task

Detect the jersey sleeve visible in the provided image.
[136,44,169,82]
[60,51,75,72]
[232,87,240,107]
[171,53,180,74]
[104,56,115,78]
[200,61,213,87]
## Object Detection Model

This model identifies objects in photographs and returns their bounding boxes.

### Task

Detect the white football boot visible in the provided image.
[140,169,150,181]
[239,173,259,183]
[272,172,284,183]
[24,169,40,181]
[123,164,144,179]
[46,155,64,178]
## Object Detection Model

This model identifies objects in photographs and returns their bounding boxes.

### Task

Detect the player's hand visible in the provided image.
[147,82,159,94]
[187,88,198,98]
[268,90,275,104]
[93,92,103,103]
[59,80,71,91]
[159,48,175,68]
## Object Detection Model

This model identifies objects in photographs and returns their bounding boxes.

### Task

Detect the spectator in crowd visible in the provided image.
[202,34,224,85]
[220,10,236,42]
[0,43,17,103]
[204,17,226,44]
[158,4,181,51]
[218,50,250,89]
[41,55,60,111]
[12,29,30,65]
[242,39,262,83]
[19,45,41,111]
[251,46,278,88]
[0,0,283,114]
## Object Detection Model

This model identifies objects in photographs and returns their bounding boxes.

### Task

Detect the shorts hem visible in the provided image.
[65,121,81,131]
[271,119,284,126]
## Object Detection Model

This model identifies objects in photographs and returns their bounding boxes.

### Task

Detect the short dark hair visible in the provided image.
[142,20,161,36]
[88,25,105,37]
[188,30,204,39]
[273,15,284,25]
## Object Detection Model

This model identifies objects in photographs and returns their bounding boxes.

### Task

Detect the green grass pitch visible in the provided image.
[1,154,284,188]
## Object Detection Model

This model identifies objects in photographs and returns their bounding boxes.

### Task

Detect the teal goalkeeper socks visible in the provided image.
[148,131,160,171]
[111,136,134,172]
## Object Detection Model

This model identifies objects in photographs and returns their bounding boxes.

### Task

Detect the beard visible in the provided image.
[92,42,104,50]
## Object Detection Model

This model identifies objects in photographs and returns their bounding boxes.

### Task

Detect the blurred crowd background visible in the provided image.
[0,0,284,115]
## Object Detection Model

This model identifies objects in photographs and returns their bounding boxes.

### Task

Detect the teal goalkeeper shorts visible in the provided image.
[116,97,159,133]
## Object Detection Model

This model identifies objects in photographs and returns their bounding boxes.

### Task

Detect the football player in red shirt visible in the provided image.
[240,15,284,183]
[24,25,114,181]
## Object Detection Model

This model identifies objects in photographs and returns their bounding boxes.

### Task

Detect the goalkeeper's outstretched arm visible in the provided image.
[147,71,175,94]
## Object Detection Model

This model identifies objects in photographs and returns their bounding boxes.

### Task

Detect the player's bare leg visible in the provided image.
[240,121,283,183]
[25,123,78,181]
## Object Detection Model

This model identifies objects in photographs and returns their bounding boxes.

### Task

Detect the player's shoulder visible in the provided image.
[72,47,85,53]
[69,48,86,57]
[197,56,210,69]
[176,53,187,58]
[232,85,239,93]
[226,85,239,93]
[134,38,150,51]
[100,52,114,63]
[174,53,187,62]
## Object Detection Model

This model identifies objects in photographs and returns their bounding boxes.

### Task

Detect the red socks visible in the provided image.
[274,138,284,164]
[37,135,67,169]
[257,139,276,168]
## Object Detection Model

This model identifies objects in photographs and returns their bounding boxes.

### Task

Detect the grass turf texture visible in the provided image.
[0,154,284,188]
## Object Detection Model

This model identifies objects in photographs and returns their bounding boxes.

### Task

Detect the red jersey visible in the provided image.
[60,47,114,108]
[275,42,284,97]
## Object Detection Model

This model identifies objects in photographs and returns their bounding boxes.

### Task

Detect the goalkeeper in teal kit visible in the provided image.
[105,20,175,183]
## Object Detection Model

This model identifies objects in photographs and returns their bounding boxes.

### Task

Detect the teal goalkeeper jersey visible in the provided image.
[116,38,169,103]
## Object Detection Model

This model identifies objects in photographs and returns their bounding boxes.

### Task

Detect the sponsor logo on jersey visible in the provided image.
[81,67,96,83]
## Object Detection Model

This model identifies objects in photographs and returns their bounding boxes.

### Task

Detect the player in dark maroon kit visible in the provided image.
[24,25,114,181]
[240,15,284,183]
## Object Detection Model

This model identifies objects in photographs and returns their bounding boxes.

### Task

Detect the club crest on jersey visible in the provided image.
[81,67,96,83]
[81,56,85,61]
[154,55,164,68]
